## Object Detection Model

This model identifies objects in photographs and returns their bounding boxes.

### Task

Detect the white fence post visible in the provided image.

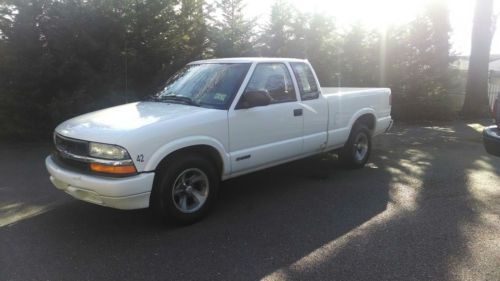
[488,83,499,110]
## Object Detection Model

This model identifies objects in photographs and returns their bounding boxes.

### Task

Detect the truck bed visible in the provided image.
[321,87,390,96]
[320,87,392,150]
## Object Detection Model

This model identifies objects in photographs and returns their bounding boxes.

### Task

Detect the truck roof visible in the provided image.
[190,57,309,64]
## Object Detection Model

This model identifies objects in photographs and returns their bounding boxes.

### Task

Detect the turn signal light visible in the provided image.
[90,163,137,175]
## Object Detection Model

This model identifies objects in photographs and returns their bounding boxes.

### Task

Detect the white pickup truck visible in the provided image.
[46,57,392,224]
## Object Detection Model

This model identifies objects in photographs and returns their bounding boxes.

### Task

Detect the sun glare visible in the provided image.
[246,0,500,54]
[302,0,427,31]
[247,0,430,31]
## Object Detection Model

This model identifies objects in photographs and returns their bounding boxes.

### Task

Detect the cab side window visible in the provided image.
[244,63,296,103]
[291,62,319,100]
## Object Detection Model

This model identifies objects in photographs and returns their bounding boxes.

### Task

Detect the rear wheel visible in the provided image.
[339,124,372,169]
[152,154,219,225]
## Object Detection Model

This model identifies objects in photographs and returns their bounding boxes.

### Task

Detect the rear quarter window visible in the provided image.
[291,62,320,100]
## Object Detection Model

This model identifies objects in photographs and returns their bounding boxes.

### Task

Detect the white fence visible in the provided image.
[488,83,499,110]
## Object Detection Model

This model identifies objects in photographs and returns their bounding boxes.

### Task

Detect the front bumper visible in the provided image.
[45,156,155,209]
[483,126,500,157]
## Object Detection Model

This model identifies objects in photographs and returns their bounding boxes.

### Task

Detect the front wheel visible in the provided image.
[152,154,219,225]
[339,125,372,169]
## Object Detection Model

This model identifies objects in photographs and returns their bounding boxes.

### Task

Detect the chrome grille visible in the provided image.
[54,134,90,173]
[54,134,88,156]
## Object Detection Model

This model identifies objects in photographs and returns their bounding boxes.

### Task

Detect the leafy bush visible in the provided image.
[0,0,460,140]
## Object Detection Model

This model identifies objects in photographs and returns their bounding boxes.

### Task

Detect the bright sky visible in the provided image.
[245,0,500,55]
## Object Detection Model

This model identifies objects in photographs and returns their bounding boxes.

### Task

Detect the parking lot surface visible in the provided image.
[1,121,499,281]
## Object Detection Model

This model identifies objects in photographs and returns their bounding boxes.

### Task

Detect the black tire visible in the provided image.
[339,124,372,169]
[151,154,219,225]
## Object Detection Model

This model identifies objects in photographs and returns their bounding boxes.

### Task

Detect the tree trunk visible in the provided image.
[462,0,495,118]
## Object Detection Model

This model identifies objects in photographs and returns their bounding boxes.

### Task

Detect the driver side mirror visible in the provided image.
[236,91,272,109]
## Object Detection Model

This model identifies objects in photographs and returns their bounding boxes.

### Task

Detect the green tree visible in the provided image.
[296,12,339,85]
[259,8,340,85]
[0,0,210,139]
[211,0,255,57]
[382,1,456,121]
[122,0,179,97]
[174,0,208,62]
[340,24,380,87]
[260,0,293,56]
[0,0,53,138]
[0,0,464,140]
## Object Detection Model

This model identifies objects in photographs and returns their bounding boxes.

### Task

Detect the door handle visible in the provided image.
[293,108,303,116]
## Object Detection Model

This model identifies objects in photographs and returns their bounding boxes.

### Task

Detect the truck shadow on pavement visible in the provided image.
[263,121,500,281]
[1,121,499,281]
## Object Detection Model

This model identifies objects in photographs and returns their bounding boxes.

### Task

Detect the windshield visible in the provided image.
[155,63,251,109]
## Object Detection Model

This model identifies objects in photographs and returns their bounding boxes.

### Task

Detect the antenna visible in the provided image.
[124,39,128,103]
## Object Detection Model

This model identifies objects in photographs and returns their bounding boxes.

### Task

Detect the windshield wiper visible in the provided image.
[153,95,200,106]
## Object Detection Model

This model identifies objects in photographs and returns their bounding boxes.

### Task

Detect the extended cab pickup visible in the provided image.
[46,57,392,224]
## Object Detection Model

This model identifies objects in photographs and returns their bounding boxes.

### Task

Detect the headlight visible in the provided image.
[89,142,130,160]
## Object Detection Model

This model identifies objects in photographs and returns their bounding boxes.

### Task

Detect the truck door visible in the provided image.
[228,62,304,174]
[290,62,329,154]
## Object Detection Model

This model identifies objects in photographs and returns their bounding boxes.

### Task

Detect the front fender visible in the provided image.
[144,136,231,176]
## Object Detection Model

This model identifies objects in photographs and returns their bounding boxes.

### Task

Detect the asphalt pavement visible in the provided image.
[0,121,499,281]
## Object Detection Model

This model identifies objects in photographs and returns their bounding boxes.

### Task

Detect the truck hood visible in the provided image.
[56,102,211,143]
